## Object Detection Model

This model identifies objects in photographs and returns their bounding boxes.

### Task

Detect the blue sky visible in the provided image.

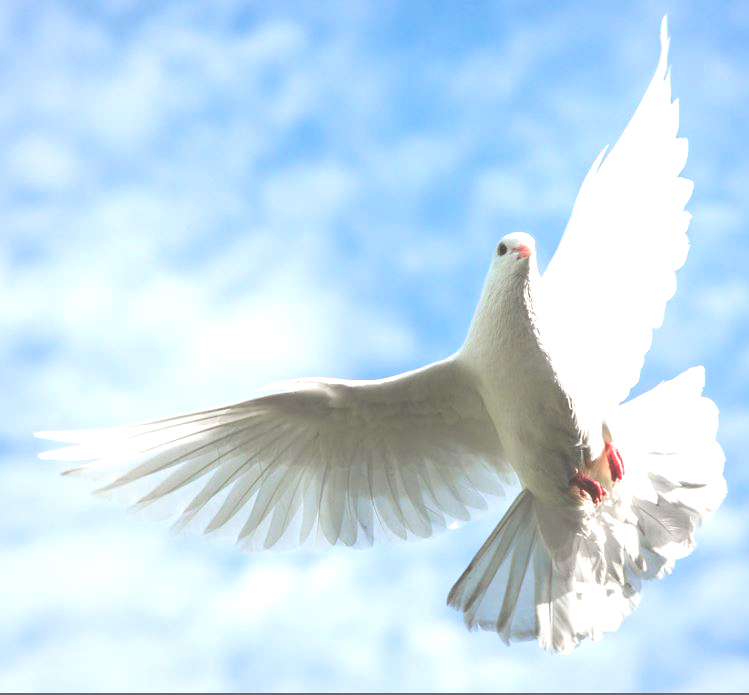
[2,0,748,691]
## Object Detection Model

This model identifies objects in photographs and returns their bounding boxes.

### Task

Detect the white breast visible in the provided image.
[459,263,594,503]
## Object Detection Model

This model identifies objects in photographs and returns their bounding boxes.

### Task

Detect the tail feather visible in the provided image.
[448,367,726,653]
[447,490,537,641]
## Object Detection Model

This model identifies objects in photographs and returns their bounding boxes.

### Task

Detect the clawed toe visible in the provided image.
[606,442,624,482]
[570,473,607,505]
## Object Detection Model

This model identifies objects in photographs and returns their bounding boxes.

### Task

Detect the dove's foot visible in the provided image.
[570,473,607,505]
[606,443,624,482]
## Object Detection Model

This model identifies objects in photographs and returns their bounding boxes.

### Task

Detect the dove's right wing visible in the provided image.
[541,18,693,413]
[37,358,512,550]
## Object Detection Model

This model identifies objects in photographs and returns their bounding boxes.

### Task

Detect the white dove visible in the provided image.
[37,17,726,653]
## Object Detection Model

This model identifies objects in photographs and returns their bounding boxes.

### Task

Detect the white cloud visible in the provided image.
[5,134,85,191]
[696,282,749,325]
[1,1,748,692]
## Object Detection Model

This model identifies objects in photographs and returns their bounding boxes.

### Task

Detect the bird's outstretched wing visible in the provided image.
[36,358,512,550]
[542,17,692,412]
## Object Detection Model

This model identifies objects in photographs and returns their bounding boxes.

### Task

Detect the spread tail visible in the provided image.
[448,367,726,653]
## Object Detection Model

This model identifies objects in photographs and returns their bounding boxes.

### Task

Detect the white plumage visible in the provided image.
[41,359,512,550]
[36,17,726,653]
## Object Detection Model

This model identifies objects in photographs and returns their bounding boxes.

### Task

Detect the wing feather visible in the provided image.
[542,17,692,412]
[38,357,511,549]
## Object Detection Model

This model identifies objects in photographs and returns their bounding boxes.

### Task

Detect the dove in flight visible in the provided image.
[36,17,726,653]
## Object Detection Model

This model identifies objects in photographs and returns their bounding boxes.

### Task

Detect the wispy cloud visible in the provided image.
[1,0,748,691]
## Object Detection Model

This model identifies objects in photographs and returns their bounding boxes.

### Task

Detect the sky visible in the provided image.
[1,0,748,691]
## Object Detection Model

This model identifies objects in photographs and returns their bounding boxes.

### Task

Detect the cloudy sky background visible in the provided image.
[2,0,748,691]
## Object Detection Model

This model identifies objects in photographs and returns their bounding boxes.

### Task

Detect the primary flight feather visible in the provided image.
[37,17,726,653]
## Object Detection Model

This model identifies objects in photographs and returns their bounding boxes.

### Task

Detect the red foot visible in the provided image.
[606,443,624,482]
[570,473,607,505]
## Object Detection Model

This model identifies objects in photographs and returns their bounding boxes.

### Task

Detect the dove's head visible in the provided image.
[463,231,540,348]
[494,232,536,273]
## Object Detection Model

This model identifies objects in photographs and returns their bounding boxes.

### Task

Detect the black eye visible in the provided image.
[497,242,507,256]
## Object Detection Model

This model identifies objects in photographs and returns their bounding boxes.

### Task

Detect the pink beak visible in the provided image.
[516,244,532,259]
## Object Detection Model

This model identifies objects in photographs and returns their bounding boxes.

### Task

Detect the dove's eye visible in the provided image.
[498,243,507,257]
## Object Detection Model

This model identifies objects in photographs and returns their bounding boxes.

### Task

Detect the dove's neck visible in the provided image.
[460,260,545,363]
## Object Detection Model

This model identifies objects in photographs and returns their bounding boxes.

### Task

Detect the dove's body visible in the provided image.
[36,18,726,654]
[460,234,600,505]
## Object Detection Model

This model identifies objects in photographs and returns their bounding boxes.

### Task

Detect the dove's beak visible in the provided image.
[516,244,532,259]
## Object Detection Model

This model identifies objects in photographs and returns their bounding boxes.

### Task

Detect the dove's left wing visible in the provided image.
[36,358,512,550]
[542,17,692,412]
